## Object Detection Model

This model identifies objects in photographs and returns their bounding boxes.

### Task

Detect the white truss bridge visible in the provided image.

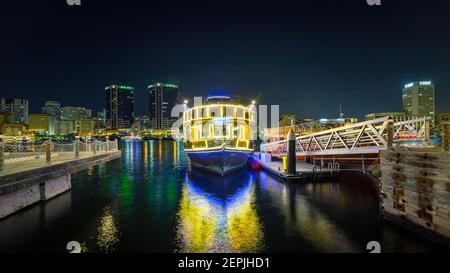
[260,116,431,157]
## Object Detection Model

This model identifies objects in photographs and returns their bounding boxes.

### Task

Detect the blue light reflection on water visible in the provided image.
[0,140,447,253]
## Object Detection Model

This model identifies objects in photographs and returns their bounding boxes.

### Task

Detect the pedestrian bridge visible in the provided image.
[260,116,431,157]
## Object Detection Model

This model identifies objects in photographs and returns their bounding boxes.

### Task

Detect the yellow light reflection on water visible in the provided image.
[144,140,149,168]
[176,186,218,253]
[175,176,264,253]
[97,207,119,252]
[226,192,264,253]
[173,141,177,165]
[158,141,162,164]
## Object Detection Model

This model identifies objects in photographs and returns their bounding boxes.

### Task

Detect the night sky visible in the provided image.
[1,0,449,119]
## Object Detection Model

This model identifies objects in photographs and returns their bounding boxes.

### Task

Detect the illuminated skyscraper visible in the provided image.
[148,83,179,129]
[60,106,92,121]
[0,98,29,124]
[105,85,135,130]
[28,114,56,135]
[402,82,436,121]
[42,101,61,119]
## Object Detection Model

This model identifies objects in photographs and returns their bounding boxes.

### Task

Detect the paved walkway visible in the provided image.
[0,152,113,177]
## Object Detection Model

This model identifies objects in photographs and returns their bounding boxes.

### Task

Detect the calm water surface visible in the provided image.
[0,141,446,253]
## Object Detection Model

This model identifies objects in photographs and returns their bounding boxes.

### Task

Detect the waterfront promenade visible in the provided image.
[0,140,121,219]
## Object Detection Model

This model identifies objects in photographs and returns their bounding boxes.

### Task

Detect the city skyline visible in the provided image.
[1,78,445,120]
[1,0,450,119]
[2,0,450,258]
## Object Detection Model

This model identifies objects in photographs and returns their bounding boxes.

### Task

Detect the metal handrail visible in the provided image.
[261,116,432,156]
[0,139,119,170]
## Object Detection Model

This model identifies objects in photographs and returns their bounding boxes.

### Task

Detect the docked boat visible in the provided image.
[121,135,142,141]
[182,93,257,176]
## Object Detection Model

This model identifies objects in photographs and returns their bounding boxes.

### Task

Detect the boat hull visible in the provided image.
[186,149,251,176]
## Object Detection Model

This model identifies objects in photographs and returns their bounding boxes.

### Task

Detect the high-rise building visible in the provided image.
[56,120,75,135]
[0,113,6,126]
[0,98,29,124]
[28,114,56,135]
[93,110,107,129]
[135,116,151,130]
[97,110,106,122]
[148,83,179,130]
[60,106,91,121]
[75,120,96,136]
[105,85,135,130]
[402,81,436,121]
[1,124,27,137]
[42,101,61,118]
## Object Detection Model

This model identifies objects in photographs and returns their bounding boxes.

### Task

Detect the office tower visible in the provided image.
[105,85,135,130]
[75,120,96,136]
[42,101,61,118]
[94,110,107,129]
[148,83,179,130]
[0,98,29,124]
[28,114,56,135]
[1,124,27,137]
[60,106,91,121]
[134,116,151,130]
[402,82,436,121]
[56,120,75,135]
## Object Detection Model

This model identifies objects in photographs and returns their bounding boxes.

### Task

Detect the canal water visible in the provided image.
[0,141,447,253]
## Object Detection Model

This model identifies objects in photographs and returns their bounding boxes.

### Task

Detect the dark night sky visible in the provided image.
[1,0,449,119]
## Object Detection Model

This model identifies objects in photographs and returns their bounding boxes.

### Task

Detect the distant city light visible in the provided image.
[147,83,179,89]
[104,85,134,91]
[404,81,432,89]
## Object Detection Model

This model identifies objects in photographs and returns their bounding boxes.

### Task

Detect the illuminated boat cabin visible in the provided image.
[183,103,256,151]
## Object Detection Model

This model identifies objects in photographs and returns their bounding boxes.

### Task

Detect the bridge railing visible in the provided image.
[261,116,432,156]
[264,123,323,142]
[0,139,119,171]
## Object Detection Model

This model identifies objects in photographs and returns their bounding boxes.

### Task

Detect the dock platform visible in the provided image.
[250,154,335,182]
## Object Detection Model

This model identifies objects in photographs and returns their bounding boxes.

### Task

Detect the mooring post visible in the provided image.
[287,130,296,175]
[35,143,40,159]
[106,139,110,153]
[0,139,4,172]
[46,139,52,163]
[75,140,80,158]
[93,139,97,155]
